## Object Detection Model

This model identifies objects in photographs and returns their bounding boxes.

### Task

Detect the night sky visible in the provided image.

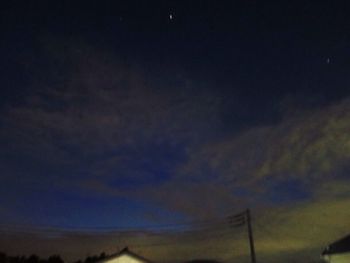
[1,1,350,262]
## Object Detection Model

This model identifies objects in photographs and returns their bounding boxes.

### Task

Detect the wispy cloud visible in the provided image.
[0,38,221,187]
[1,37,350,263]
[180,98,350,189]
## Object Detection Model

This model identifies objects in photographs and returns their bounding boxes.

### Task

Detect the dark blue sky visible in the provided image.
[1,1,350,262]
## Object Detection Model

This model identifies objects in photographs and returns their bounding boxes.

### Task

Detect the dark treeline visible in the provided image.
[0,253,63,263]
[0,252,107,263]
[73,252,107,263]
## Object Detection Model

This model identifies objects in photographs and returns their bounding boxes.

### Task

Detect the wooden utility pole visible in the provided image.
[228,209,257,263]
[246,209,256,263]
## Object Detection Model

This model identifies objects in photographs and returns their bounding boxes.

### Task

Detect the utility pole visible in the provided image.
[246,209,256,263]
[228,209,257,263]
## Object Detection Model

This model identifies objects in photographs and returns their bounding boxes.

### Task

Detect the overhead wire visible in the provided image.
[0,211,246,234]
[0,211,250,262]
[0,209,249,261]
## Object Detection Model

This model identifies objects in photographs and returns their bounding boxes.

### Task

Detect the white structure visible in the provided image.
[98,248,153,263]
[322,235,350,263]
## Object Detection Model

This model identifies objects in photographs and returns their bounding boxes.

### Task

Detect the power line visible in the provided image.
[0,222,243,249]
[0,211,246,234]
[0,222,241,236]
[129,231,237,248]
[0,210,252,263]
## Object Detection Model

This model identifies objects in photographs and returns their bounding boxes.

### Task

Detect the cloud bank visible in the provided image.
[1,38,350,262]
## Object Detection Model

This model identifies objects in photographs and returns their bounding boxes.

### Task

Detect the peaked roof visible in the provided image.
[322,235,350,255]
[99,247,153,263]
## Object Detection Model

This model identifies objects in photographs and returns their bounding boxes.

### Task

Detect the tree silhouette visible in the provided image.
[27,255,39,263]
[0,251,108,263]
[83,252,108,263]
[0,253,7,263]
[98,253,106,260]
[0,252,65,263]
[185,260,223,263]
[47,255,63,263]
